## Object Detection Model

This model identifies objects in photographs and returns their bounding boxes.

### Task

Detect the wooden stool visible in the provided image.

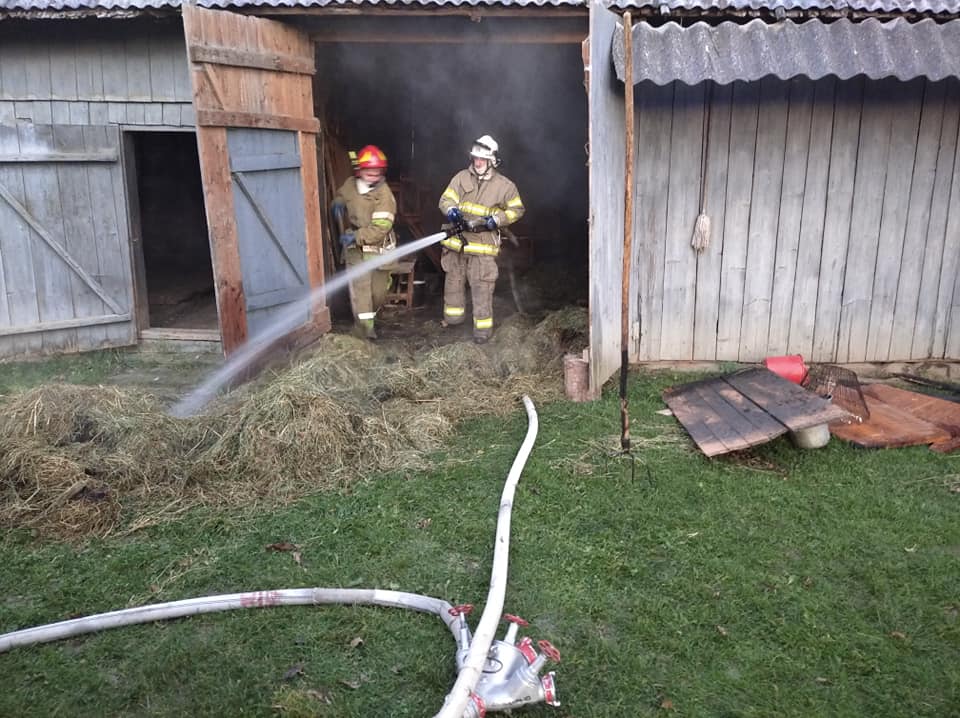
[382,261,416,309]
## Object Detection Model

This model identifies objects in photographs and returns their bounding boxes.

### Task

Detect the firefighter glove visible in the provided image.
[482,215,498,230]
[332,200,347,223]
[446,207,463,224]
[339,231,356,249]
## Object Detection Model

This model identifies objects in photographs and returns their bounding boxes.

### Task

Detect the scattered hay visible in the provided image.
[0,308,587,539]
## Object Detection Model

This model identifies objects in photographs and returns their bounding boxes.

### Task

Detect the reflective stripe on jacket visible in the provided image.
[335,178,397,250]
[438,168,524,255]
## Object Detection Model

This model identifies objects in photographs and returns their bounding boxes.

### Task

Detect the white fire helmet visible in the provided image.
[469,135,500,166]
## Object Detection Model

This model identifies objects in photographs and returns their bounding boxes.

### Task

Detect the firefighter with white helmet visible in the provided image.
[438,134,525,343]
[332,144,397,340]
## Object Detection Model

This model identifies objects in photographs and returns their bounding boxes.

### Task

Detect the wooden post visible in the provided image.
[620,11,635,453]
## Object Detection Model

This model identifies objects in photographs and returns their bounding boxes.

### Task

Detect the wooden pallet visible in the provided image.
[663,368,849,457]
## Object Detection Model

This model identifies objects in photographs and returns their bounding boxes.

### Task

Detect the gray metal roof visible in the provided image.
[4,0,956,12]
[613,17,960,85]
[612,0,960,14]
[0,0,582,10]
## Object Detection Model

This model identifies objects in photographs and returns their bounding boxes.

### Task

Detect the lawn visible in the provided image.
[1,359,958,717]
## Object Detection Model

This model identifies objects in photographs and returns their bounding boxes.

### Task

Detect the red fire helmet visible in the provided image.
[355,144,388,171]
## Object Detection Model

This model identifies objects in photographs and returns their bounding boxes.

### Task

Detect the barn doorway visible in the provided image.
[313,30,589,323]
[128,131,216,333]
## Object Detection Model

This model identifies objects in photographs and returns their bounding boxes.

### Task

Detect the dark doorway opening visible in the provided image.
[131,131,216,331]
[314,36,589,322]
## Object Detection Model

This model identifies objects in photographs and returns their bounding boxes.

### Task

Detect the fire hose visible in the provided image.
[0,396,559,717]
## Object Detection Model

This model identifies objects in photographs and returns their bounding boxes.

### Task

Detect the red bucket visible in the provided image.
[763,355,808,384]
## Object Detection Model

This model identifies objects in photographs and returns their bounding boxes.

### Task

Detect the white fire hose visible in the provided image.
[0,396,558,717]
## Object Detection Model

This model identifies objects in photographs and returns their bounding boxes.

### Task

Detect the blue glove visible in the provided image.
[332,201,346,223]
[446,207,463,223]
[339,231,356,249]
[482,215,498,230]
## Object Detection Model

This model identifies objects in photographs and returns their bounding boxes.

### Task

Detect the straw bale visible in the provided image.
[0,308,583,539]
[0,437,121,536]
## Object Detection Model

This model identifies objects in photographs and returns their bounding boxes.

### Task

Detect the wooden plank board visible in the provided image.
[938,78,960,360]
[663,370,824,457]
[912,78,960,359]
[866,79,924,361]
[788,77,836,357]
[768,77,813,356]
[865,384,960,441]
[85,125,136,349]
[812,77,863,362]
[837,78,896,363]
[17,123,77,353]
[53,124,109,349]
[740,77,789,361]
[716,81,759,361]
[659,82,704,360]
[74,37,105,100]
[586,4,625,394]
[633,82,672,361]
[725,368,849,431]
[692,82,732,360]
[889,80,943,359]
[829,386,952,448]
[0,125,42,357]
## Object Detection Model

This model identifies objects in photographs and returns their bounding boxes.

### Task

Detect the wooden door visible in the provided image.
[0,123,135,358]
[182,4,328,355]
[586,2,626,398]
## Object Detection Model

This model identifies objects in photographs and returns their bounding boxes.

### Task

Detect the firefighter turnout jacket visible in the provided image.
[438,168,524,254]
[336,177,397,252]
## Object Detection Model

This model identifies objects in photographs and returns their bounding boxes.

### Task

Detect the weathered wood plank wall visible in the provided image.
[0,124,135,356]
[630,75,960,363]
[0,22,194,127]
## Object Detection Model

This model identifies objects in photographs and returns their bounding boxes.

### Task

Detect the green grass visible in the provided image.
[0,350,134,393]
[2,372,959,717]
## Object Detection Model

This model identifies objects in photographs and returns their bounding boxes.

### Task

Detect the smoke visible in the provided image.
[316,28,589,252]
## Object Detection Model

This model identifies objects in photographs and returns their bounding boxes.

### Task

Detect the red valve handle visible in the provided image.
[538,639,561,663]
[503,613,529,627]
[449,603,474,617]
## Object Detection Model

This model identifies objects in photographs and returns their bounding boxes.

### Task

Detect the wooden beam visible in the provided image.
[0,313,131,337]
[310,31,586,44]
[139,327,221,341]
[0,180,124,314]
[299,130,327,306]
[190,45,315,76]
[196,109,320,133]
[0,151,118,163]
[195,125,247,355]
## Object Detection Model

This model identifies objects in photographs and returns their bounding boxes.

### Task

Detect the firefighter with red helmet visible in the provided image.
[332,144,397,340]
[438,134,525,343]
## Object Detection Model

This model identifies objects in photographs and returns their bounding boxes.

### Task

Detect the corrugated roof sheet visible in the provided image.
[613,17,960,85]
[612,0,960,14]
[0,0,583,10]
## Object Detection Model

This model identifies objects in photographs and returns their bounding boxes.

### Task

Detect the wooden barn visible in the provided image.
[0,0,588,359]
[588,0,960,394]
[1,0,959,400]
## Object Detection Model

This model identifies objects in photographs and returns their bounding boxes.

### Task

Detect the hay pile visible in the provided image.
[0,308,587,538]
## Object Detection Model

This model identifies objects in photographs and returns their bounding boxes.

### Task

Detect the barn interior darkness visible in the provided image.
[313,29,589,312]
[133,131,215,329]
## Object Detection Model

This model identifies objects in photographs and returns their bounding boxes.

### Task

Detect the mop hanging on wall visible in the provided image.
[691,85,713,254]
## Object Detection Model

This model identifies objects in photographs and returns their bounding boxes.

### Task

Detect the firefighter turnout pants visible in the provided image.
[345,247,392,331]
[441,248,498,340]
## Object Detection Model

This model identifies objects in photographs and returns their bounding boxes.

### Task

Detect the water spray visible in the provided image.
[170,230,449,418]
